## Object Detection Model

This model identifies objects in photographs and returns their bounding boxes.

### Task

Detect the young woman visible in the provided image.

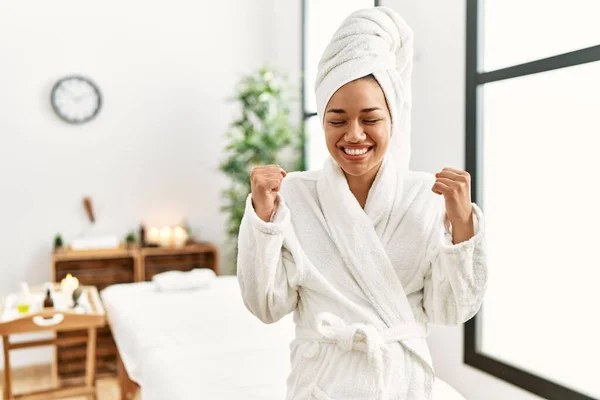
[237,6,487,400]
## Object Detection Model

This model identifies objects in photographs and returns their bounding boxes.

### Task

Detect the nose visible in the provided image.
[344,120,366,143]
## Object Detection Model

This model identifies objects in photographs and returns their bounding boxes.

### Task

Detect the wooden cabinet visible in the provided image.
[139,243,220,281]
[51,243,219,385]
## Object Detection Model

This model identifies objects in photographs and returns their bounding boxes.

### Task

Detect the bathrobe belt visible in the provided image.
[297,312,427,400]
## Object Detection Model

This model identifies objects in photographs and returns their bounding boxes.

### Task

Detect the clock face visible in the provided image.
[51,76,101,124]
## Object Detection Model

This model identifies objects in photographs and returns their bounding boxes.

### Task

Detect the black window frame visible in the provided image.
[464,1,600,400]
[300,0,380,169]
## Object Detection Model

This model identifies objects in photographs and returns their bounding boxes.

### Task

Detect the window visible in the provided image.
[301,0,379,171]
[465,1,600,400]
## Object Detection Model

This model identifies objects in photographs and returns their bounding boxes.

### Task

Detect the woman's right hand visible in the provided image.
[250,165,287,222]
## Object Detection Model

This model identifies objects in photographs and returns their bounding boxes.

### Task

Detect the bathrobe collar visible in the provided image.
[316,154,411,327]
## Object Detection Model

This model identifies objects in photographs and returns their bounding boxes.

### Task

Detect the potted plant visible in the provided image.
[220,67,302,271]
[54,234,64,251]
[125,232,136,249]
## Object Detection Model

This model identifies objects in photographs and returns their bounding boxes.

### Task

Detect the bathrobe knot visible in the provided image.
[315,312,383,356]
[304,312,427,399]
[313,312,427,349]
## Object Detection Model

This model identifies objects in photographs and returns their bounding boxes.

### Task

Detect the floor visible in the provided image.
[0,364,140,399]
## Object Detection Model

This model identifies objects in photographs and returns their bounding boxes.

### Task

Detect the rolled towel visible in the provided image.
[152,268,216,292]
[315,6,414,171]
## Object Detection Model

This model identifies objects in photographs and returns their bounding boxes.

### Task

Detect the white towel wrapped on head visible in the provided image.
[152,268,216,292]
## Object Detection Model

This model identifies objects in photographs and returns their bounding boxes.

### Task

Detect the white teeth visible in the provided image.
[344,147,369,156]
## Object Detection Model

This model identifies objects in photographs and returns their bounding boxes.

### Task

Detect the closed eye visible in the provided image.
[328,121,345,126]
[363,119,381,124]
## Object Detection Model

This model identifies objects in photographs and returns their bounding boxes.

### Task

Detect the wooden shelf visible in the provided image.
[50,243,219,384]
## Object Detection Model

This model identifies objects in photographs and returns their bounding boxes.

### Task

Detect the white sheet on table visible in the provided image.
[100,276,294,400]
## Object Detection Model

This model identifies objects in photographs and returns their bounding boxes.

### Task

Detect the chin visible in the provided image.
[335,157,379,178]
[339,163,370,177]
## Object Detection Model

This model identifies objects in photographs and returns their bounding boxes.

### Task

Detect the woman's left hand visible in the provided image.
[432,167,474,231]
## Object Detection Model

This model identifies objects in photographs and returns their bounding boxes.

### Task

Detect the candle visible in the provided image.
[61,273,79,303]
[173,226,188,248]
[147,227,160,245]
[159,226,173,247]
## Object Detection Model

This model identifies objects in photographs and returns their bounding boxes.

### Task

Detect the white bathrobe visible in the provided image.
[237,154,487,400]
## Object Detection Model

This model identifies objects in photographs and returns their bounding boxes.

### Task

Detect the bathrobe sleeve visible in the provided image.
[237,193,302,324]
[422,203,488,326]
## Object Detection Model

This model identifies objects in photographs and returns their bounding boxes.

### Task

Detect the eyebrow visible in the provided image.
[326,107,382,114]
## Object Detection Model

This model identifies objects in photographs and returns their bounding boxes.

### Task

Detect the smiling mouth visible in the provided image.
[341,146,374,157]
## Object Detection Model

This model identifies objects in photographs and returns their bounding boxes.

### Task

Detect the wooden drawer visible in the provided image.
[56,271,133,292]
[56,329,117,381]
[143,252,216,281]
[57,340,115,361]
[55,258,134,291]
[55,257,133,272]
[58,357,116,380]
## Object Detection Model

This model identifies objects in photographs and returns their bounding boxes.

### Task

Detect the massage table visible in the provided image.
[101,276,466,399]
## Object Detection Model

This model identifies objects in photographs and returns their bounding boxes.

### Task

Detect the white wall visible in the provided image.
[0,0,282,367]
[269,0,302,99]
[381,1,544,399]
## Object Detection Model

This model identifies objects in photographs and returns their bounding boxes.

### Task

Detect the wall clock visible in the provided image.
[51,75,102,124]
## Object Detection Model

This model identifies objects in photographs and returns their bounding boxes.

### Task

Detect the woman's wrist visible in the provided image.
[252,201,274,223]
[450,214,475,244]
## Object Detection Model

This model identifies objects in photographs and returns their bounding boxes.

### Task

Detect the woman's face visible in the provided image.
[323,78,391,178]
